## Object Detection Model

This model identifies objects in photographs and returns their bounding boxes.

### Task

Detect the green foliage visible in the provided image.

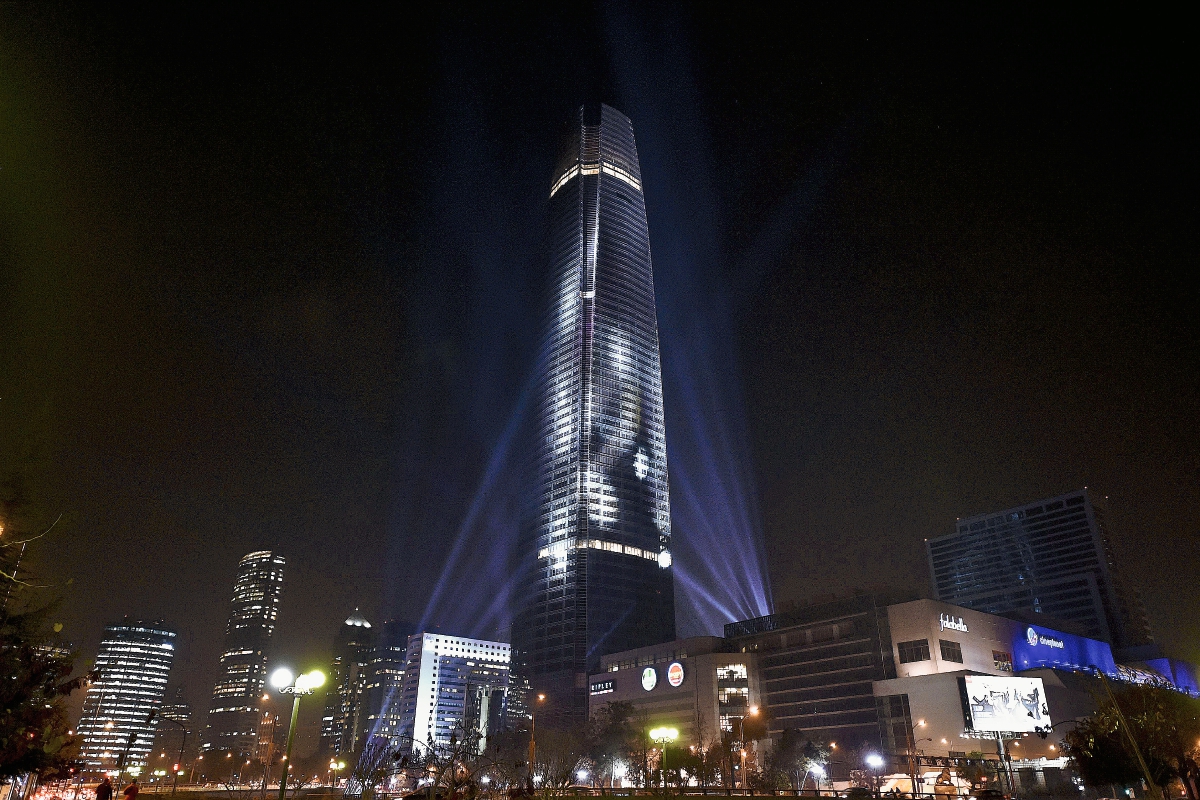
[2,467,82,780]
[766,730,832,791]
[587,701,639,786]
[0,603,80,778]
[1062,680,1200,798]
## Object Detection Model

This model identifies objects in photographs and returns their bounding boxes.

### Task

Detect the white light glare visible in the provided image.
[866,754,884,768]
[269,668,295,689]
[811,765,826,778]
[576,770,589,782]
[295,670,326,691]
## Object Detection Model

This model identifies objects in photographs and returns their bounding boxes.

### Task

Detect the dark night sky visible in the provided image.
[2,5,1197,752]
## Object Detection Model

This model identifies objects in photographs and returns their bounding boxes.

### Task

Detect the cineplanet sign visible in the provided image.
[1026,627,1065,649]
[939,613,968,633]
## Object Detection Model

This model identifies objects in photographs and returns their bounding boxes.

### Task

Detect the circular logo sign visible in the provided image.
[667,661,685,687]
[1026,627,1039,646]
[641,667,658,691]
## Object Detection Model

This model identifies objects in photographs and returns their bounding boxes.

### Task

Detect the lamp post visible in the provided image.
[905,719,927,798]
[269,668,325,800]
[865,754,884,797]
[528,693,546,779]
[648,727,678,789]
[147,710,189,800]
[810,764,827,796]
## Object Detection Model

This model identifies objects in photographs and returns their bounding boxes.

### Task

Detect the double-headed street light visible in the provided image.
[269,668,325,800]
[648,727,678,788]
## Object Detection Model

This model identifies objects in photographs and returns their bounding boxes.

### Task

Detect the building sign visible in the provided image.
[1011,623,1115,674]
[1025,627,1064,649]
[667,661,685,687]
[960,675,1049,733]
[590,680,614,696]
[641,667,657,691]
[939,613,969,633]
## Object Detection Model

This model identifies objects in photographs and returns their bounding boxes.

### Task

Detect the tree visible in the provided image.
[348,736,394,800]
[589,701,639,787]
[0,601,84,779]
[1,470,83,780]
[1063,681,1200,799]
[768,731,832,792]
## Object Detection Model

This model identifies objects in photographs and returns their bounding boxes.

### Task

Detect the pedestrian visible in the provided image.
[122,779,138,800]
[95,777,113,800]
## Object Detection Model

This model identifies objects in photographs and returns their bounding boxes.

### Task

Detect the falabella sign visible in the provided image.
[939,613,969,633]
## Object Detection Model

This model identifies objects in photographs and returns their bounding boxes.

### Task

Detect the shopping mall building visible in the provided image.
[590,596,1198,792]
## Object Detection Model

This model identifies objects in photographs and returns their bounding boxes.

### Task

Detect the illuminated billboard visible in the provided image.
[960,675,1050,733]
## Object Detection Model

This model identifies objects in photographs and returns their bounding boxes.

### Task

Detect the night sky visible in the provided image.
[2,5,1196,753]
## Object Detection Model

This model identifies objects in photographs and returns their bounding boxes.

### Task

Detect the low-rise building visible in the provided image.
[588,637,760,746]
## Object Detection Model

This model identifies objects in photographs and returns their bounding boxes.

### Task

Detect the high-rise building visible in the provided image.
[77,620,177,775]
[393,633,510,755]
[149,689,196,775]
[201,550,286,757]
[926,489,1153,649]
[513,103,676,718]
[360,619,413,746]
[319,610,376,758]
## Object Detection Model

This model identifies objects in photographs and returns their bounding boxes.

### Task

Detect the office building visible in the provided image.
[148,690,196,774]
[319,609,376,758]
[361,619,413,745]
[588,636,761,747]
[200,550,286,756]
[77,620,177,775]
[513,103,675,718]
[926,490,1153,649]
[724,595,903,755]
[393,633,510,755]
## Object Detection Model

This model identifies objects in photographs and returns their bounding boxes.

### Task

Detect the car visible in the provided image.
[970,789,1007,800]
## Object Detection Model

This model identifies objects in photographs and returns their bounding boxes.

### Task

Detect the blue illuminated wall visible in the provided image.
[1011,622,1117,675]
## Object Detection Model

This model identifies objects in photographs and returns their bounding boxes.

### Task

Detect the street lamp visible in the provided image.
[529,692,547,777]
[906,720,927,798]
[810,763,827,794]
[865,754,884,797]
[270,668,325,800]
[147,710,189,800]
[648,728,678,789]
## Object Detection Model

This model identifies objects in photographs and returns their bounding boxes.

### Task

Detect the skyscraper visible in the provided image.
[201,550,285,757]
[78,620,177,776]
[513,104,676,717]
[319,610,376,758]
[360,619,413,747]
[393,633,510,754]
[926,489,1153,649]
[149,689,196,776]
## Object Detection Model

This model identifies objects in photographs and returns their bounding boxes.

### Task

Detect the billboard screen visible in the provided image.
[961,675,1050,733]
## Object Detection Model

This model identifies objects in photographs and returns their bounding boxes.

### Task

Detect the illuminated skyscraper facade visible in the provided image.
[78,620,177,775]
[201,550,285,756]
[514,104,675,716]
[319,610,375,758]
